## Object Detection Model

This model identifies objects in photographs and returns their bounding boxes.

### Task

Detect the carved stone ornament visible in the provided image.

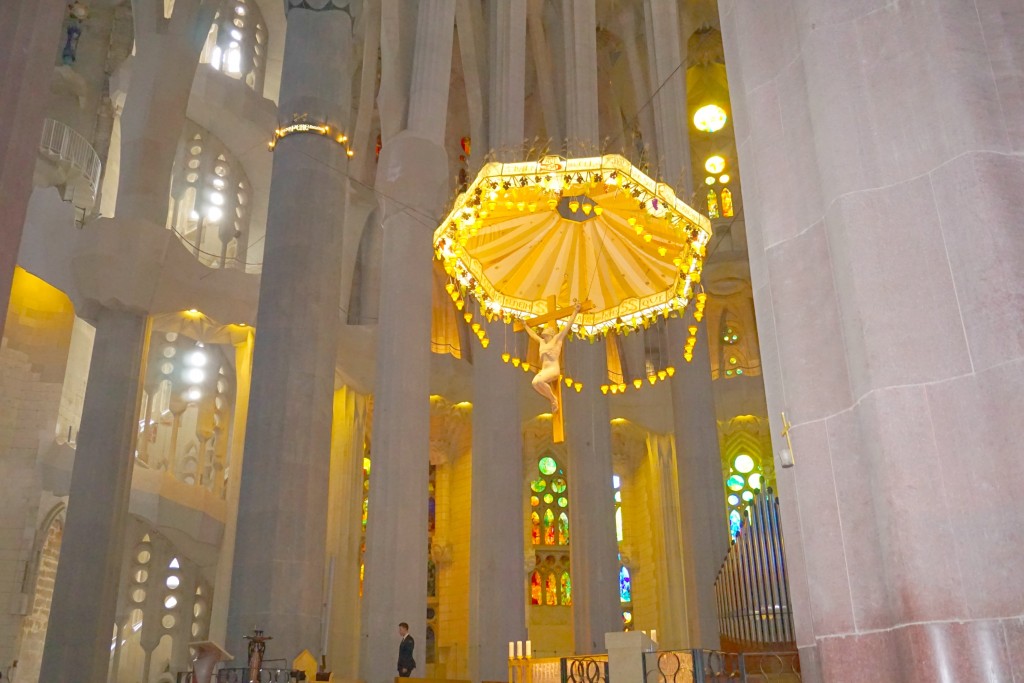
[286,0,351,11]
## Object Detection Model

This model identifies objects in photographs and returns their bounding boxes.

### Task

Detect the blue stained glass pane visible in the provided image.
[619,566,632,603]
[729,510,742,538]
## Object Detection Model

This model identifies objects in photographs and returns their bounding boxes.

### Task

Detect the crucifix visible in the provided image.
[519,296,594,443]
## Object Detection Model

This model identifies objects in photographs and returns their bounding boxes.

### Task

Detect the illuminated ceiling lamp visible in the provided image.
[693,104,728,133]
[705,156,726,174]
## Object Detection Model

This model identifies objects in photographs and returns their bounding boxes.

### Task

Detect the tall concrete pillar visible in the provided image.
[227,0,351,660]
[114,0,214,225]
[720,1,1024,680]
[467,3,528,680]
[0,0,64,340]
[558,1,623,652]
[641,0,729,648]
[360,4,456,683]
[39,309,149,682]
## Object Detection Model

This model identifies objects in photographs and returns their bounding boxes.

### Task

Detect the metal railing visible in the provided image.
[176,668,305,683]
[644,650,800,683]
[38,117,102,210]
[714,488,794,645]
[561,655,609,683]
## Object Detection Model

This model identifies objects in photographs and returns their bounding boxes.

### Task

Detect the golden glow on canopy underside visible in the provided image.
[433,154,712,337]
[693,104,728,133]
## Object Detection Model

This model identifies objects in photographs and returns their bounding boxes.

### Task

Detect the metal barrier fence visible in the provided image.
[714,488,794,645]
[561,655,609,683]
[644,650,800,683]
[176,668,303,683]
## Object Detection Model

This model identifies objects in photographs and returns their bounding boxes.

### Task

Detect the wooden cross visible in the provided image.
[517,296,594,443]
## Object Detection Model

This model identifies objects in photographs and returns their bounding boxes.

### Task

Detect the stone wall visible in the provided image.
[15,514,63,683]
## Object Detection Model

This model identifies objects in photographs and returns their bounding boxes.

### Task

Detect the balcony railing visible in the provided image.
[37,117,102,213]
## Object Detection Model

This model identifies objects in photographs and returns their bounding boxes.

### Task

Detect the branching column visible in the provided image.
[0,0,64,338]
[40,310,149,682]
[360,3,456,683]
[560,0,623,653]
[227,0,350,659]
[643,0,728,649]
[467,2,528,680]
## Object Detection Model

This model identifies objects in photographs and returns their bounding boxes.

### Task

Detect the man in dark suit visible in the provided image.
[397,622,416,678]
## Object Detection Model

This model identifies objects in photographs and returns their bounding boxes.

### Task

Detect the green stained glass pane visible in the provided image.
[558,512,569,545]
[560,571,572,606]
[543,493,554,504]
[551,477,567,493]
[557,496,568,508]
[544,509,556,544]
[727,474,745,491]
[538,457,558,475]
[530,478,547,493]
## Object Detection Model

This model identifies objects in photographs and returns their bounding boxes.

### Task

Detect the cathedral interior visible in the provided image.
[1,1,1022,682]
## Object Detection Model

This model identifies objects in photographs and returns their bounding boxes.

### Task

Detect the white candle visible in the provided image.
[516,641,523,658]
[509,641,515,659]
[651,629,658,643]
[525,640,532,658]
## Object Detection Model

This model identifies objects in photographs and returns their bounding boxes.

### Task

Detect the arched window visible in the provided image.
[707,189,720,218]
[530,455,568,547]
[560,571,572,606]
[167,121,254,272]
[139,325,236,495]
[528,455,571,609]
[199,0,268,93]
[613,474,633,629]
[619,566,632,603]
[721,187,734,217]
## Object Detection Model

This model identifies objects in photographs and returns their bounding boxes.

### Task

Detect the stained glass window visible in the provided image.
[721,188,734,217]
[528,454,571,608]
[615,507,623,543]
[619,566,632,603]
[729,509,742,538]
[708,189,720,218]
[544,509,556,545]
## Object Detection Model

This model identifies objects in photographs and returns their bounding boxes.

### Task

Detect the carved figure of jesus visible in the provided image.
[524,302,582,413]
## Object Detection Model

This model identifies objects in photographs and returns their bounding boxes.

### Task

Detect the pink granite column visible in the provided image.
[719,0,1024,680]
[0,0,64,339]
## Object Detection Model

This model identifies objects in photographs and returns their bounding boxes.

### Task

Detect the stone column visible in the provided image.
[39,309,149,682]
[226,0,351,660]
[720,1,1024,680]
[0,0,64,340]
[559,0,623,653]
[360,4,455,683]
[642,0,728,648]
[114,0,215,225]
[467,3,528,681]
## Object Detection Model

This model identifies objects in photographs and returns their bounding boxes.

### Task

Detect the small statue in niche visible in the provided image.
[62,2,88,64]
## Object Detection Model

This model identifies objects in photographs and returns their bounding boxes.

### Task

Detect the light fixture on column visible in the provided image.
[267,113,352,155]
[779,411,795,468]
